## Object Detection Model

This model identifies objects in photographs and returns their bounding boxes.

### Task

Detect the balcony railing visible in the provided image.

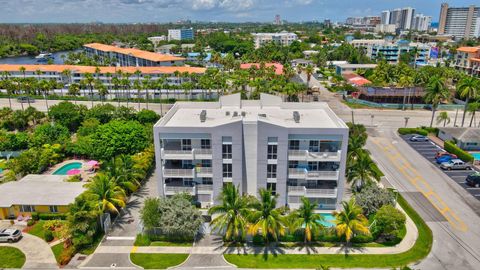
[287,186,338,198]
[288,168,339,180]
[164,184,195,195]
[288,150,341,161]
[161,148,212,160]
[162,167,194,178]
[196,184,213,194]
[195,167,213,176]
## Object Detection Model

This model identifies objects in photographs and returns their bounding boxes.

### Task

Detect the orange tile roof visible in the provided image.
[83,43,185,62]
[0,64,206,75]
[471,58,480,62]
[240,63,284,75]
[457,47,480,53]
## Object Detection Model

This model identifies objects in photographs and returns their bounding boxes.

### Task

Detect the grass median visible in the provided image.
[0,246,26,268]
[224,194,433,269]
[130,253,189,269]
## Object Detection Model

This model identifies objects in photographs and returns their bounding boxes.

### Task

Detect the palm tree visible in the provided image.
[60,69,72,97]
[333,198,369,244]
[1,71,12,109]
[68,83,81,104]
[104,155,140,194]
[347,152,380,191]
[85,174,126,214]
[424,76,450,127]
[436,111,451,127]
[297,197,325,243]
[122,72,131,107]
[142,75,152,109]
[82,73,95,108]
[19,66,30,108]
[248,188,285,244]
[457,76,480,127]
[467,102,480,127]
[208,184,251,242]
[134,69,142,110]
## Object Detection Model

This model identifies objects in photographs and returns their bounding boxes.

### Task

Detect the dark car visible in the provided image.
[466,173,480,187]
[436,155,455,164]
[17,96,35,103]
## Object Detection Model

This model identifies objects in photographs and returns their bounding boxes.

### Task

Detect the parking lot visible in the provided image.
[401,135,480,201]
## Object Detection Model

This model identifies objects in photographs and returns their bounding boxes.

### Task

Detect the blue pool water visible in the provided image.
[471,152,480,160]
[52,162,83,175]
[319,213,335,228]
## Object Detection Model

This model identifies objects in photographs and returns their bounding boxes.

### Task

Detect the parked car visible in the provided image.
[435,151,457,160]
[410,135,429,142]
[17,96,35,103]
[0,228,22,243]
[466,173,480,187]
[440,159,472,170]
[436,155,455,164]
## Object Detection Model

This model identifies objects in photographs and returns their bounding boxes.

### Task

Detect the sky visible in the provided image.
[0,0,478,23]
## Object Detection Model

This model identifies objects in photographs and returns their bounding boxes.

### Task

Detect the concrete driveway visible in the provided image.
[0,232,57,269]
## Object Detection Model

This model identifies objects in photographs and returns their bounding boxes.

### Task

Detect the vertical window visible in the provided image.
[201,177,213,185]
[182,139,191,150]
[222,144,232,159]
[309,141,319,152]
[308,162,318,171]
[201,160,211,167]
[20,205,35,212]
[267,145,278,159]
[201,139,211,149]
[267,183,277,195]
[289,140,299,150]
[182,160,193,169]
[49,206,58,213]
[223,164,232,178]
[267,164,277,178]
[288,161,298,168]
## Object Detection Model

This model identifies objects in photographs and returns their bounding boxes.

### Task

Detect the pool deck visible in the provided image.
[45,159,96,182]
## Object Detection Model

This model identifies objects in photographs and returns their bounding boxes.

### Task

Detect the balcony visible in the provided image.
[164,184,195,195]
[161,148,212,160]
[287,186,338,198]
[196,184,213,194]
[288,150,341,162]
[194,149,212,159]
[162,167,194,178]
[287,202,336,210]
[195,167,213,177]
[288,168,339,180]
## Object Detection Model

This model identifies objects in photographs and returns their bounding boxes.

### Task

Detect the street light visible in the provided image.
[404,117,410,127]
[370,114,374,126]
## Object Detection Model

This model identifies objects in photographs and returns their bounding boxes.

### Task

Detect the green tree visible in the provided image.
[209,184,252,242]
[248,188,285,244]
[48,101,85,131]
[457,76,480,127]
[374,205,406,241]
[424,76,450,127]
[354,184,396,216]
[347,153,381,191]
[436,111,451,127]
[67,194,100,250]
[30,123,70,147]
[136,109,159,125]
[296,197,325,243]
[333,198,369,244]
[85,173,126,213]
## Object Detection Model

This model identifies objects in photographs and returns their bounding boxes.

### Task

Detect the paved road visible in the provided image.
[0,233,58,269]
[80,172,158,269]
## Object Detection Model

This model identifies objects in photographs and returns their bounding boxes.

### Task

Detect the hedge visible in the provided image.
[38,213,67,220]
[397,128,428,136]
[444,140,474,163]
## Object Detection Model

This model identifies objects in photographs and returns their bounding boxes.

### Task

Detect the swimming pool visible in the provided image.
[470,152,480,160]
[319,213,336,228]
[52,162,83,175]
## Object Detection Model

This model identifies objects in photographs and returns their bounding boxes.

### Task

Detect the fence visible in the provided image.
[346,98,464,110]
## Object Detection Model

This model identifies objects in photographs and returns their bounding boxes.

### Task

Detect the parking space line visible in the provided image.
[371,137,468,232]
[466,187,480,190]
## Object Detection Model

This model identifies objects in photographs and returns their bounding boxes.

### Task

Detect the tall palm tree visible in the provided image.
[68,83,81,104]
[104,155,140,194]
[1,71,12,109]
[85,174,126,214]
[457,76,480,127]
[134,69,142,110]
[333,198,369,244]
[61,69,72,97]
[208,184,252,242]
[467,102,480,127]
[347,152,380,191]
[424,76,450,127]
[122,72,131,107]
[248,188,285,244]
[142,75,152,109]
[436,111,451,127]
[296,197,325,243]
[19,66,29,108]
[82,72,95,108]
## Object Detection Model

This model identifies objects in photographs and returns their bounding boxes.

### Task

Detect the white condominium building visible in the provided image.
[252,32,298,49]
[153,93,349,210]
[438,3,480,39]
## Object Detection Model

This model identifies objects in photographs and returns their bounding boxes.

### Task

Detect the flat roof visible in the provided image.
[84,43,185,62]
[0,64,206,75]
[156,93,347,129]
[336,63,378,69]
[0,174,86,207]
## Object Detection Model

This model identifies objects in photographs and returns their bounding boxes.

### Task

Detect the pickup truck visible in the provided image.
[440,159,472,171]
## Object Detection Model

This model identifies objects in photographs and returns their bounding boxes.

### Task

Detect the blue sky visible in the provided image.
[0,0,478,23]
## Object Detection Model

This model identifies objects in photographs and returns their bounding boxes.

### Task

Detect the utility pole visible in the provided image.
[454,108,458,127]
[351,111,355,124]
[404,117,410,127]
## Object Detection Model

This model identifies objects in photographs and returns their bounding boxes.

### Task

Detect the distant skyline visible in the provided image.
[0,0,478,24]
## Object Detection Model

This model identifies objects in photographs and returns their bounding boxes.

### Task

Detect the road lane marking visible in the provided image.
[371,137,468,232]
[131,246,138,253]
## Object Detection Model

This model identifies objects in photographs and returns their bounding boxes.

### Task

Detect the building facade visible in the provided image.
[168,29,195,41]
[153,94,349,210]
[438,3,480,39]
[381,7,417,30]
[83,43,185,67]
[454,47,480,77]
[252,32,298,49]
[345,16,381,31]
[412,14,432,31]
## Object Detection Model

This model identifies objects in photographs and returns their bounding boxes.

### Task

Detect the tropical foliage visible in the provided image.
[333,198,369,243]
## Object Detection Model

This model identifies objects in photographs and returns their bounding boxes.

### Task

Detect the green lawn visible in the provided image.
[150,241,192,246]
[224,195,433,269]
[51,242,64,264]
[130,253,189,269]
[0,246,26,268]
[27,220,48,240]
[77,232,104,255]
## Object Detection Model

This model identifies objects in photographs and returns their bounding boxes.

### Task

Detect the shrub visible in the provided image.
[44,230,54,242]
[444,140,474,163]
[351,233,374,243]
[58,246,75,265]
[354,184,396,216]
[30,123,70,147]
[136,109,160,124]
[32,212,40,221]
[374,205,406,241]
[397,128,428,136]
[419,126,439,136]
[134,234,151,246]
[43,220,63,231]
[27,220,35,226]
[39,213,67,220]
[66,175,81,182]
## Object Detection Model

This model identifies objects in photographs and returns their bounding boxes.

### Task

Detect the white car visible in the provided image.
[0,228,22,243]
[410,135,428,142]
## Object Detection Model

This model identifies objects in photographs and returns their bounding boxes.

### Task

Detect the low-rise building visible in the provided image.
[83,43,185,67]
[168,28,194,41]
[0,175,85,219]
[335,63,377,75]
[375,24,396,34]
[252,32,298,49]
[438,128,480,151]
[153,93,349,210]
[454,46,480,77]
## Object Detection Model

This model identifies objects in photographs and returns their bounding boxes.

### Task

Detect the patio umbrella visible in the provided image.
[67,169,81,175]
[87,160,99,167]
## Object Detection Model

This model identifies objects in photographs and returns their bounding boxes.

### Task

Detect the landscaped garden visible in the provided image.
[130,253,189,269]
[0,246,26,268]
[0,102,158,265]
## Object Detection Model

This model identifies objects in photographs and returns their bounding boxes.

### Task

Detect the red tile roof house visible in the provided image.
[240,63,284,75]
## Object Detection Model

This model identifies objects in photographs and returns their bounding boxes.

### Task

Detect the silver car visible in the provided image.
[410,135,428,142]
[0,228,22,243]
[440,159,472,170]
